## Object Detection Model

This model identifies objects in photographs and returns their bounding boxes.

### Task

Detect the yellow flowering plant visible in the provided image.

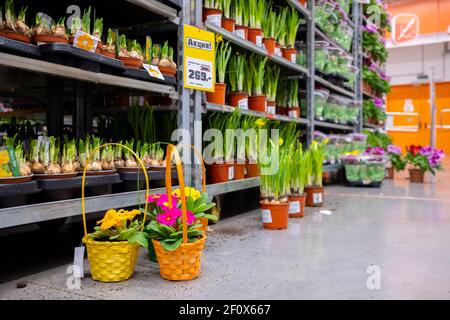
[88,209,148,248]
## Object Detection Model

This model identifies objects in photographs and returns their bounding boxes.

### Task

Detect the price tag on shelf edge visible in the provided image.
[183,25,215,92]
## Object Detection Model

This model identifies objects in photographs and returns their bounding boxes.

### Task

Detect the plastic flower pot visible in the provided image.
[233,163,246,180]
[248,28,263,47]
[100,50,116,59]
[208,163,234,184]
[248,95,267,113]
[228,92,249,109]
[235,25,248,40]
[148,240,158,263]
[32,35,68,44]
[202,7,223,27]
[245,163,260,178]
[267,101,276,115]
[4,31,31,43]
[305,186,324,207]
[221,18,235,33]
[282,47,297,63]
[260,201,289,230]
[386,167,394,179]
[409,169,425,183]
[287,107,300,118]
[276,106,286,116]
[206,83,227,105]
[119,56,142,69]
[288,193,307,218]
[263,38,276,55]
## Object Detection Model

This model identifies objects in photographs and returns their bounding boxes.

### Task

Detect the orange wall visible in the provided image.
[387,83,450,153]
[387,0,450,35]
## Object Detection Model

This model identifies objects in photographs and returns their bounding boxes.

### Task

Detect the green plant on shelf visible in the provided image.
[285,7,301,49]
[228,52,246,93]
[249,54,267,96]
[264,66,280,103]
[216,41,232,84]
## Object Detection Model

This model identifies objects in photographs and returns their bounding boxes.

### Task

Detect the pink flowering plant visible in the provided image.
[144,188,217,251]
[406,145,445,175]
[387,144,406,172]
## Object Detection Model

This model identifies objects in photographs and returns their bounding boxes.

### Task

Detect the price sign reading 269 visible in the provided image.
[183,25,215,92]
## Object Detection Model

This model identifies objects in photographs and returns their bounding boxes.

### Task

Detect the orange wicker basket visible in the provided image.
[152,144,207,281]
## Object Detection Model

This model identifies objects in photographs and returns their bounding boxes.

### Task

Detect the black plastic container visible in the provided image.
[0,181,40,208]
[116,170,177,192]
[39,43,125,74]
[0,36,41,58]
[347,181,383,188]
[122,67,177,85]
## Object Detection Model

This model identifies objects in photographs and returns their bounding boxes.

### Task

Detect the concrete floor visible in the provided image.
[1,165,450,300]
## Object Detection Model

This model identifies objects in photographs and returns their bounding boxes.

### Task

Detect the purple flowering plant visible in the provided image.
[406,145,445,175]
[387,144,406,171]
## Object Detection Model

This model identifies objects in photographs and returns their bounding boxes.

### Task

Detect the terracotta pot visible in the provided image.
[260,201,289,230]
[386,167,394,179]
[263,38,276,55]
[287,107,300,118]
[203,8,223,26]
[267,101,276,115]
[276,106,286,116]
[409,169,425,183]
[246,163,260,178]
[248,95,267,113]
[282,47,297,63]
[119,56,142,69]
[4,31,30,43]
[206,83,227,105]
[305,186,324,207]
[208,163,234,184]
[233,163,246,180]
[159,65,177,77]
[235,25,248,40]
[228,92,249,109]
[289,193,307,218]
[101,50,116,59]
[248,28,263,47]
[275,43,282,57]
[221,18,235,33]
[32,34,68,44]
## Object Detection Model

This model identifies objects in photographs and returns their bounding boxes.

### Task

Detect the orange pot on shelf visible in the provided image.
[32,35,68,44]
[4,31,30,43]
[282,47,297,63]
[262,38,276,55]
[233,163,246,180]
[288,193,307,218]
[287,107,300,118]
[305,186,324,207]
[203,8,223,26]
[221,18,235,33]
[248,28,263,47]
[386,167,394,179]
[119,56,142,69]
[246,162,260,178]
[206,83,227,105]
[276,106,286,116]
[228,92,249,109]
[208,163,234,184]
[235,25,248,40]
[260,201,289,230]
[409,169,425,183]
[248,95,267,113]
[101,50,116,59]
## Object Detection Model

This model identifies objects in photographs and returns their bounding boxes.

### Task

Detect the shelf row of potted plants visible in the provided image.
[203,0,302,61]
[206,41,303,118]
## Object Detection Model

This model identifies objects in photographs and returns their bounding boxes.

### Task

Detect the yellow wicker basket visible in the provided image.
[152,144,207,281]
[81,143,149,283]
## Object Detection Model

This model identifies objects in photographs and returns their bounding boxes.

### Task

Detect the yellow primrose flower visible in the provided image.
[255,119,266,128]
[119,209,141,221]
[96,209,121,231]
[279,138,284,146]
[173,187,202,200]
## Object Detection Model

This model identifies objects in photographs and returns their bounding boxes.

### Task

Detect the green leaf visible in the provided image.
[204,213,218,223]
[161,238,183,251]
[128,232,149,248]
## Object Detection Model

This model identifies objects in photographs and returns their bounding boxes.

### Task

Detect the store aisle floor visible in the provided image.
[1,165,450,300]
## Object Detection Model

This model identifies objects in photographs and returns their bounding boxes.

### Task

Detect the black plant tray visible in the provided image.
[35,173,121,191]
[39,43,125,73]
[118,169,177,182]
[0,181,39,197]
[122,68,177,85]
[324,74,348,86]
[0,36,41,58]
[347,181,383,188]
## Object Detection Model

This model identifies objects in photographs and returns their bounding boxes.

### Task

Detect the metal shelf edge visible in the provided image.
[314,120,355,131]
[315,75,356,98]
[126,0,180,24]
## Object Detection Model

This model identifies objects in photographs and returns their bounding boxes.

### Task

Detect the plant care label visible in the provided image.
[313,193,323,204]
[143,63,165,80]
[228,166,234,181]
[290,53,296,64]
[73,30,99,52]
[256,36,263,48]
[289,201,301,214]
[289,110,298,118]
[238,98,248,110]
[73,246,85,278]
[262,209,272,224]
[267,106,276,115]
[184,25,215,92]
[206,14,222,27]
[234,29,246,39]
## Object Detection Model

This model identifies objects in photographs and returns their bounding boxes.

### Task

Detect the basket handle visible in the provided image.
[176,143,206,193]
[81,143,150,237]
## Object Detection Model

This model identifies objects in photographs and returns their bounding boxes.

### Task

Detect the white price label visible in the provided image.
[275,47,282,57]
[234,29,246,39]
[313,193,323,204]
[238,98,248,110]
[289,201,301,214]
[256,36,263,48]
[267,106,276,115]
[289,110,298,118]
[185,57,213,91]
[206,14,222,27]
[228,166,234,180]
[143,64,165,80]
[262,209,272,223]
[73,246,85,278]
[291,53,296,63]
